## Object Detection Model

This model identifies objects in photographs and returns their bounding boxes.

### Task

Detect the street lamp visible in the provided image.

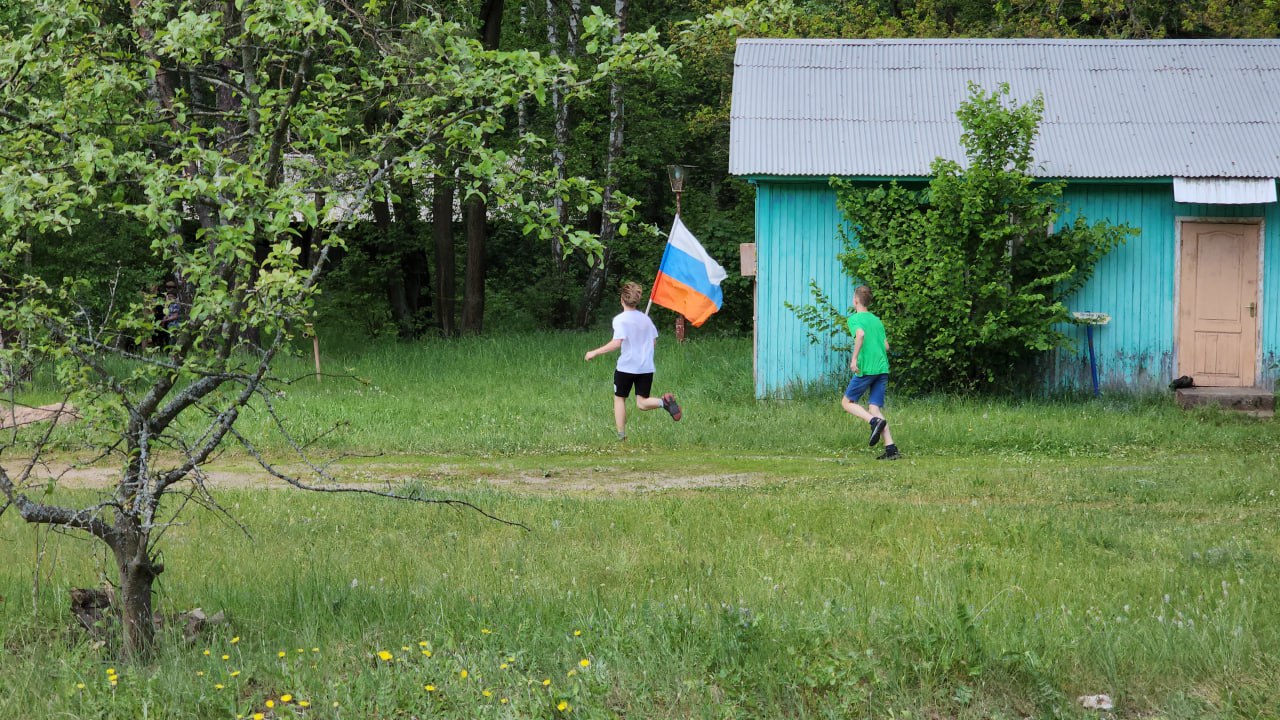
[666,164,690,341]
[667,164,688,216]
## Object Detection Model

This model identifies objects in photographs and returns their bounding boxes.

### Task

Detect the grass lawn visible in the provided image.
[2,332,1278,719]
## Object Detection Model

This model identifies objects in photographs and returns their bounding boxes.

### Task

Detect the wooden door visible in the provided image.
[1177,222,1260,387]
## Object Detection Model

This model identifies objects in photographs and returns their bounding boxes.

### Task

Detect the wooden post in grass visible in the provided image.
[306,323,321,383]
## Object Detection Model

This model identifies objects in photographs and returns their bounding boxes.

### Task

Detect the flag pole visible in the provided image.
[648,216,676,316]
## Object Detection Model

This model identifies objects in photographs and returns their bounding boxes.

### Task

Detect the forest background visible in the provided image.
[14,0,1280,342]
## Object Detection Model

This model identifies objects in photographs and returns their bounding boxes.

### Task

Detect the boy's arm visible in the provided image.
[585,338,623,361]
[850,328,864,373]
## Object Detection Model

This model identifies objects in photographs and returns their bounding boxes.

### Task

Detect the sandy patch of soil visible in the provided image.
[0,403,79,430]
[1,459,763,495]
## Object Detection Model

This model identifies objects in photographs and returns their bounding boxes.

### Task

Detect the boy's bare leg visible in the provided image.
[841,396,874,422]
[870,404,894,446]
[635,395,663,411]
[614,396,628,435]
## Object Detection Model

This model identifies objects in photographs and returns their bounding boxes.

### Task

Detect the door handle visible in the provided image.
[1247,302,1257,318]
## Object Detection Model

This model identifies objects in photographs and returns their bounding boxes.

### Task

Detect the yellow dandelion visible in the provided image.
[230,670,241,677]
[481,628,491,634]
[312,648,319,653]
[377,650,393,662]
[231,636,240,644]
[196,671,205,677]
[418,641,428,648]
[483,690,492,697]
[542,678,551,686]
[109,679,117,686]
[579,658,590,667]
[254,714,264,720]
[567,669,577,677]
[221,654,230,661]
[281,694,292,703]
[500,663,509,670]
[424,684,436,692]
[574,630,582,637]
[459,669,468,679]
[75,683,85,690]
[501,698,509,705]
[278,651,286,658]
[215,684,225,690]
[423,650,433,657]
[299,700,310,708]
[508,656,515,662]
[265,700,275,709]
[297,648,304,653]
[558,700,569,712]
[402,645,410,651]
[203,649,211,656]
[333,701,340,708]
[105,668,115,675]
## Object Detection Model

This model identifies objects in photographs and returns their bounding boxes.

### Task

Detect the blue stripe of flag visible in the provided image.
[659,245,724,307]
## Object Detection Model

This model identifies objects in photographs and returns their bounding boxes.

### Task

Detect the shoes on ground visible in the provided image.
[662,393,682,422]
[877,446,901,461]
[617,431,627,441]
[868,417,886,446]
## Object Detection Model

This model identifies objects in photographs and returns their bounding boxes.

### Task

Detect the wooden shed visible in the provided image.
[729,38,1280,397]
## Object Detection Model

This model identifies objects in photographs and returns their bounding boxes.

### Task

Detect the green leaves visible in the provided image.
[796,85,1132,394]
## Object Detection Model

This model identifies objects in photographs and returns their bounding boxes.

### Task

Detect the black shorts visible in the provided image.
[614,371,654,398]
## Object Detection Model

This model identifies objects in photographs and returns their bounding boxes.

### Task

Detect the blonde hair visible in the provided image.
[620,281,644,308]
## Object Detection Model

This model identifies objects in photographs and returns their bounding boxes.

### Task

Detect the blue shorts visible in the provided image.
[844,373,888,408]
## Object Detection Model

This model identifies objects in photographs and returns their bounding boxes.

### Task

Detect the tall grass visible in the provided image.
[2,332,1278,718]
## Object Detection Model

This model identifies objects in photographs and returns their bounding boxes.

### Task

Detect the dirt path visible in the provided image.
[1,458,762,495]
[0,403,79,430]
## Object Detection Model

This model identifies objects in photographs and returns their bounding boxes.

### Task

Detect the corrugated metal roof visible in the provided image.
[729,39,1280,179]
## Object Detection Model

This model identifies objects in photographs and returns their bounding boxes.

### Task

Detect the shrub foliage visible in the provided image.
[792,83,1134,393]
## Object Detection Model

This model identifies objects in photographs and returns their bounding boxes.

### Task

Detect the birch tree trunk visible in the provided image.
[577,0,625,327]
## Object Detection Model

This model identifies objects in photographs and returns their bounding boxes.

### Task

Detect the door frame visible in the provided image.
[1173,216,1265,386]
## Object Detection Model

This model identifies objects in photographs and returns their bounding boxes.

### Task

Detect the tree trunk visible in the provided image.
[577,0,626,327]
[457,0,502,335]
[545,0,575,270]
[433,163,457,336]
[393,179,431,329]
[462,194,486,333]
[112,520,162,659]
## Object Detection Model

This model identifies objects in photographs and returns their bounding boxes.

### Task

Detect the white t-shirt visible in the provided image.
[611,309,659,374]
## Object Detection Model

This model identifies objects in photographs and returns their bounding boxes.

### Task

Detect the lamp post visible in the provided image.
[666,164,689,341]
[667,164,687,217]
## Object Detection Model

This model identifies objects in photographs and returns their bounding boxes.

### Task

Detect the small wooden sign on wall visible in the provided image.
[740,243,756,277]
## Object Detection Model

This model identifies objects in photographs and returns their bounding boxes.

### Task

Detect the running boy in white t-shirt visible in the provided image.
[585,281,682,440]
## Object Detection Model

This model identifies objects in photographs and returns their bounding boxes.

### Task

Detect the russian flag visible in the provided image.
[650,216,727,327]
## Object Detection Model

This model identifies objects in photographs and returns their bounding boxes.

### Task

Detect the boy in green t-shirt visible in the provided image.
[842,285,900,460]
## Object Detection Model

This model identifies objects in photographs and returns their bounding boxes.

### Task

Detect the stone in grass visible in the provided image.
[1078,694,1114,711]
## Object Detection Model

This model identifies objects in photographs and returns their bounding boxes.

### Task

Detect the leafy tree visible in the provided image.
[791,84,1134,393]
[0,0,669,657]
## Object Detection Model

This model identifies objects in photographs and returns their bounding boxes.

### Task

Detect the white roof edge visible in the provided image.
[1173,178,1278,205]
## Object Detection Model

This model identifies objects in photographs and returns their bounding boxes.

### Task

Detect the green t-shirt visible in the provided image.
[847,311,889,376]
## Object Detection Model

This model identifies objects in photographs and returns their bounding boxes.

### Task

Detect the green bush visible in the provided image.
[792,83,1134,394]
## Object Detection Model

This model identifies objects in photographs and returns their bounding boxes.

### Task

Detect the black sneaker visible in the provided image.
[876,448,901,461]
[662,393,682,422]
[868,417,886,446]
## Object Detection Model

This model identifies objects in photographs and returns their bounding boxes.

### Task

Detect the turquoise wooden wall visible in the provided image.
[1053,183,1280,392]
[754,181,852,398]
[753,180,1280,397]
